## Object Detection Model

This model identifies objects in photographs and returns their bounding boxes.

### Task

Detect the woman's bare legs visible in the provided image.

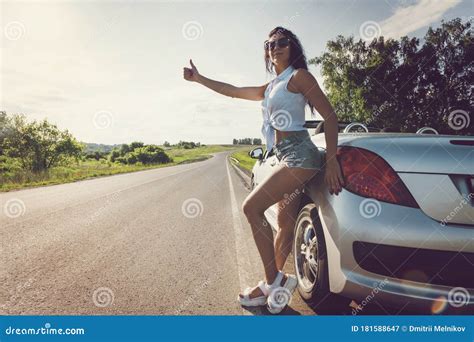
[239,164,318,299]
[274,189,303,270]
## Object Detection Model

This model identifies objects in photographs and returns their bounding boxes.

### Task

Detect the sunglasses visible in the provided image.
[264,37,290,51]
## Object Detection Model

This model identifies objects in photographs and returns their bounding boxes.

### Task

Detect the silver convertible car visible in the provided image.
[248,121,474,314]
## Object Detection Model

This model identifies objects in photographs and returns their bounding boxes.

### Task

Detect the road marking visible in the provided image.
[225,157,257,315]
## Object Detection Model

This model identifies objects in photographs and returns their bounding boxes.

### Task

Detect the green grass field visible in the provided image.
[230,146,263,174]
[0,145,239,192]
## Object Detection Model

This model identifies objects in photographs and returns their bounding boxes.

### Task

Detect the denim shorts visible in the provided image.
[272,130,324,170]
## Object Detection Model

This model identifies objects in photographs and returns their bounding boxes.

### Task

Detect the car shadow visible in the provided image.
[242,305,302,315]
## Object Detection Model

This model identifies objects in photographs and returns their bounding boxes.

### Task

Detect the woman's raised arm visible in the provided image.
[183,59,268,101]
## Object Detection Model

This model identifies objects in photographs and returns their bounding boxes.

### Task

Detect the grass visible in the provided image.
[230,146,263,174]
[0,144,239,192]
[166,144,236,164]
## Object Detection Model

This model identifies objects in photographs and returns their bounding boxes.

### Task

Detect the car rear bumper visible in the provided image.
[307,182,474,311]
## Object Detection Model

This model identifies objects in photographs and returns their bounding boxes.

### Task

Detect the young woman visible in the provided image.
[183,26,344,313]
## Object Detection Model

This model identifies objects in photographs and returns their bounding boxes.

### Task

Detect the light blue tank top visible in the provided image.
[261,65,308,151]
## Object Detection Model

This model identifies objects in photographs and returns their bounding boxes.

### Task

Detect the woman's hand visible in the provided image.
[324,157,344,195]
[183,59,200,82]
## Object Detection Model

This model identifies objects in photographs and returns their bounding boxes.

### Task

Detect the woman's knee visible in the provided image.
[242,197,258,218]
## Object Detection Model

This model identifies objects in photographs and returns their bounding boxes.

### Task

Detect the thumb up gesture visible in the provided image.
[183,59,200,82]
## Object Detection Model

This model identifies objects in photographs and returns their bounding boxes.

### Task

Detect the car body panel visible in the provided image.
[398,173,474,226]
[252,131,474,309]
[305,180,474,304]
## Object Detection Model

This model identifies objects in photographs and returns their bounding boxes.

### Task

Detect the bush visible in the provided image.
[0,155,22,174]
[126,154,138,164]
[115,156,128,164]
[129,145,172,164]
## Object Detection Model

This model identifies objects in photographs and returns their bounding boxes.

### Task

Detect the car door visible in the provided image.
[253,148,279,187]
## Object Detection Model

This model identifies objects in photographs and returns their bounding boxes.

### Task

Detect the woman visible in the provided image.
[183,26,344,314]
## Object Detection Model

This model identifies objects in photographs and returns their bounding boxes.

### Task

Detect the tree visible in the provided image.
[130,141,144,150]
[85,151,107,160]
[3,113,83,172]
[177,140,199,149]
[0,111,12,156]
[120,144,131,155]
[109,149,121,162]
[311,17,472,135]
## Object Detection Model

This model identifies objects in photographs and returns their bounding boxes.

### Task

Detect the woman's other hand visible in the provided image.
[183,59,200,82]
[324,157,344,195]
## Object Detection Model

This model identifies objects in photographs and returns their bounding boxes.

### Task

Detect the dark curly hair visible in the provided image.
[264,26,316,117]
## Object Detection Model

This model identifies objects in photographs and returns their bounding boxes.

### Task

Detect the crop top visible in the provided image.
[261,64,308,151]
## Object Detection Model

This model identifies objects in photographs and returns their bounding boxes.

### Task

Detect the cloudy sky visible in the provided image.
[0,0,470,145]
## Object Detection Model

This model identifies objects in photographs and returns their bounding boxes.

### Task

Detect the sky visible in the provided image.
[0,0,471,145]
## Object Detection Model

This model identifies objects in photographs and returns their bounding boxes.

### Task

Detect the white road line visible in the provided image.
[225,157,255,315]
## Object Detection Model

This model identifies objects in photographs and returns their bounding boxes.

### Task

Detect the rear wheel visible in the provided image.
[293,203,352,314]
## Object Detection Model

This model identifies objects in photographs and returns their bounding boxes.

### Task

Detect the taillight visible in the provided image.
[337,146,418,208]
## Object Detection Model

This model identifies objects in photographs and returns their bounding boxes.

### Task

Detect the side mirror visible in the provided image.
[249,147,264,160]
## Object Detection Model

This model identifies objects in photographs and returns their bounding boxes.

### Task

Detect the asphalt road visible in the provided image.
[0,151,317,315]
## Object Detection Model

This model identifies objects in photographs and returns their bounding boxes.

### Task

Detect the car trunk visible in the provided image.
[318,133,474,226]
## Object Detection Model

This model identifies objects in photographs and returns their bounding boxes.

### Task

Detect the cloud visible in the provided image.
[379,0,462,39]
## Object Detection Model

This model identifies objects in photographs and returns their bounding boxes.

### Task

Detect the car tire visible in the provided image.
[293,203,352,314]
